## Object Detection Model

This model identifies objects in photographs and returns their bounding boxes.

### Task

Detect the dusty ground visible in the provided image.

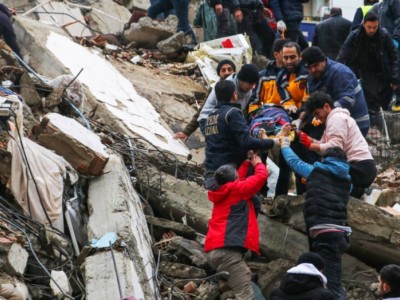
[111,57,207,164]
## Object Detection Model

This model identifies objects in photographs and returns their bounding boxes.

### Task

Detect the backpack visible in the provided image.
[249,105,292,137]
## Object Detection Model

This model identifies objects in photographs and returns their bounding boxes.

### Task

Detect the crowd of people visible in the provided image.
[169,0,400,299]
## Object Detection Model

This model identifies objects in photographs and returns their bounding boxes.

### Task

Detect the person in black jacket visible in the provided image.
[270,252,335,300]
[0,3,21,57]
[209,0,236,38]
[269,0,309,50]
[337,11,399,123]
[204,79,277,190]
[312,7,351,60]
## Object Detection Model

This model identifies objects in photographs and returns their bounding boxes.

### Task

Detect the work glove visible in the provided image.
[280,136,291,148]
[286,105,298,114]
[291,119,302,131]
[299,131,312,149]
[277,20,286,32]
[394,39,399,49]
[311,117,322,126]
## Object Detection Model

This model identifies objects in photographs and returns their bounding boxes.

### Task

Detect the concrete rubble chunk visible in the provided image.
[16,72,42,107]
[49,270,72,298]
[159,261,207,279]
[33,113,109,176]
[196,281,219,300]
[166,236,208,268]
[0,241,29,275]
[157,32,185,54]
[124,15,178,48]
[86,154,156,299]
[89,0,132,35]
[256,259,294,298]
[145,215,196,239]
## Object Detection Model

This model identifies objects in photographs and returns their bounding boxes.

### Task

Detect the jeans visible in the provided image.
[148,0,197,43]
[149,0,175,19]
[310,231,350,300]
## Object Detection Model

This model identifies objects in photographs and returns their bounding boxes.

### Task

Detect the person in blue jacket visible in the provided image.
[301,46,370,137]
[278,129,352,300]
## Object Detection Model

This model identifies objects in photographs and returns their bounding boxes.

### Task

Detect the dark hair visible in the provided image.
[330,7,342,16]
[323,147,347,161]
[364,0,378,5]
[305,91,334,114]
[282,42,301,54]
[297,252,325,271]
[215,80,236,103]
[216,59,236,76]
[364,11,379,23]
[380,264,400,294]
[214,164,237,185]
[273,38,291,53]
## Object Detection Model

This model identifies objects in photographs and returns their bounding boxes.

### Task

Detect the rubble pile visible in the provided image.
[0,0,398,299]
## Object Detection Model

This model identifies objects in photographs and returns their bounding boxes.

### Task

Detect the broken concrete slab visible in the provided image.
[33,113,109,176]
[49,270,72,298]
[84,251,150,300]
[166,236,208,268]
[19,72,42,107]
[257,259,294,298]
[0,241,29,276]
[120,0,150,11]
[86,154,157,299]
[88,0,131,35]
[157,32,185,55]
[145,215,196,240]
[159,261,207,279]
[124,15,178,49]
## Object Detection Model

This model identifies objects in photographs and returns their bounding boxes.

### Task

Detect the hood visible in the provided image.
[287,263,327,286]
[314,157,350,180]
[0,4,10,16]
[329,107,350,118]
[208,183,232,203]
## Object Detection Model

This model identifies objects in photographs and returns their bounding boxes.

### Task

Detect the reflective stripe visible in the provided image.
[354,84,362,94]
[343,96,355,106]
[361,5,372,16]
[355,114,370,122]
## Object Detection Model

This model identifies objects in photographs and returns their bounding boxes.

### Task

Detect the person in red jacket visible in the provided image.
[204,154,267,300]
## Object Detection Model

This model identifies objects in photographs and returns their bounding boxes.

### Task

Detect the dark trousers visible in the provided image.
[310,231,350,300]
[349,159,377,198]
[285,22,309,50]
[236,8,275,58]
[148,0,197,43]
[361,72,392,113]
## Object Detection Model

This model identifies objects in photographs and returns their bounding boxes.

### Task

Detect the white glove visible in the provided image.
[291,119,302,130]
[277,20,286,32]
[280,136,291,148]
[287,105,298,114]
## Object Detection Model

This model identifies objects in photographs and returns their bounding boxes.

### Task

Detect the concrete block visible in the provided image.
[124,16,177,48]
[87,154,157,299]
[33,113,109,176]
[50,270,72,298]
[157,32,185,54]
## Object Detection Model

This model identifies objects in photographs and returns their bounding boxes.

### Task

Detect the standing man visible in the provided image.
[209,0,236,38]
[147,0,197,44]
[299,91,377,199]
[312,7,352,60]
[378,265,400,300]
[205,154,267,300]
[278,125,352,299]
[269,0,309,50]
[302,46,370,137]
[233,0,276,58]
[372,0,400,49]
[173,59,236,142]
[337,11,399,125]
[0,3,21,57]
